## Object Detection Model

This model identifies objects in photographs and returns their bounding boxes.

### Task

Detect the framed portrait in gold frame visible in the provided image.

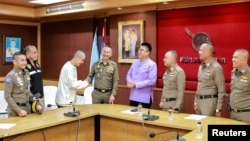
[3,35,22,64]
[118,20,144,63]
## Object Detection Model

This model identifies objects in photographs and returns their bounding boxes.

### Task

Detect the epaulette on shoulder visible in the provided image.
[176,66,182,71]
[109,60,117,66]
[9,70,14,75]
[94,60,100,65]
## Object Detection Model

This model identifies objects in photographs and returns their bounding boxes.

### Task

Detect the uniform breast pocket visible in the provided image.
[106,69,114,79]
[95,68,100,73]
[236,81,249,92]
[165,76,176,87]
[17,82,24,90]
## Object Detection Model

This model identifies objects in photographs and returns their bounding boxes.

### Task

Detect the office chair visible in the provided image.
[0,90,8,118]
[43,86,58,110]
[75,86,93,105]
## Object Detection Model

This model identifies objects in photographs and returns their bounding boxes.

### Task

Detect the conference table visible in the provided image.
[0,104,246,141]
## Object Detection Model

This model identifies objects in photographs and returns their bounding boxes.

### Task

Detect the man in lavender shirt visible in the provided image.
[126,42,157,108]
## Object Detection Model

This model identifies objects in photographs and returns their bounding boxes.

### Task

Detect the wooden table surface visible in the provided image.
[0,104,246,141]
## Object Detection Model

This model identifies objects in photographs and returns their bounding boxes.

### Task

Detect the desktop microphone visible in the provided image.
[149,130,186,141]
[63,102,80,117]
[47,104,57,107]
[48,103,80,117]
[142,108,159,121]
[149,131,169,138]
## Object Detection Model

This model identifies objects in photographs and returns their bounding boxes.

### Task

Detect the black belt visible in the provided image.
[196,94,218,99]
[163,98,176,102]
[232,108,250,113]
[16,102,29,107]
[94,88,112,93]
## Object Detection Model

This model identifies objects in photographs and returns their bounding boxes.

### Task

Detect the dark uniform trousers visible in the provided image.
[230,110,250,124]
[197,97,217,116]
[92,89,112,104]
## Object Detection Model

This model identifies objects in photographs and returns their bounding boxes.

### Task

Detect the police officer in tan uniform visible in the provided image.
[230,49,250,124]
[4,52,34,117]
[86,46,119,104]
[159,50,186,112]
[194,43,226,117]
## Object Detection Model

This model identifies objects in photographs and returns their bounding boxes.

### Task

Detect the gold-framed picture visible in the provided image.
[118,20,144,63]
[3,34,22,64]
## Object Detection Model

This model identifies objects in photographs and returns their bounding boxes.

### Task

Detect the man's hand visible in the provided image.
[18,110,27,117]
[109,95,115,104]
[127,82,135,88]
[159,102,163,108]
[215,111,221,117]
[193,102,198,113]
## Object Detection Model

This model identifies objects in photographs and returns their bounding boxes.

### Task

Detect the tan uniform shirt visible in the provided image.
[161,64,186,110]
[87,60,119,95]
[230,66,250,109]
[195,59,226,110]
[4,68,32,116]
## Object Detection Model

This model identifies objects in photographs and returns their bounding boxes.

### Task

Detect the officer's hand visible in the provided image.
[18,110,27,117]
[159,102,163,108]
[193,102,198,113]
[215,111,221,117]
[109,95,115,104]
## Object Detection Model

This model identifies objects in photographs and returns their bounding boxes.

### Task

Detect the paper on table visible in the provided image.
[0,123,16,129]
[185,114,207,121]
[121,109,138,115]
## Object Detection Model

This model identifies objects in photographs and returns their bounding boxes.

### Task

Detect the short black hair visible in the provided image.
[13,52,25,60]
[141,42,152,52]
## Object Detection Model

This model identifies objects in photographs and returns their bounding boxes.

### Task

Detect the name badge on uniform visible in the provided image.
[240,75,248,82]
[169,71,175,76]
[205,69,211,73]
[241,75,248,80]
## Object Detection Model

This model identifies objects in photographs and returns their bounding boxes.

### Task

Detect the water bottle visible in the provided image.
[168,107,173,120]
[196,121,203,139]
[137,103,143,116]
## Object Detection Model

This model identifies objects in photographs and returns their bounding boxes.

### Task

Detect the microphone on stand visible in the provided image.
[142,108,159,121]
[149,130,186,141]
[48,102,80,117]
[63,102,80,117]
[149,131,169,138]
[47,104,58,107]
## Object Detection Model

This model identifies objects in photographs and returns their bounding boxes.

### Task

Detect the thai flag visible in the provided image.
[100,18,106,59]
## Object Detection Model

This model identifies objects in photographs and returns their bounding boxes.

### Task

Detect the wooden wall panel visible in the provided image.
[0,24,37,76]
[41,18,94,80]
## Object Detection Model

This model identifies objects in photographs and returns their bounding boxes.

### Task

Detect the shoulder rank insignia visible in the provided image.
[27,64,32,69]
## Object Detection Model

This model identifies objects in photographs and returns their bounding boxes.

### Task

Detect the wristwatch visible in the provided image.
[216,109,221,112]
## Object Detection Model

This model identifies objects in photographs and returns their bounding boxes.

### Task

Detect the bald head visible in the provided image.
[201,43,214,55]
[168,50,177,60]
[232,49,249,70]
[74,50,85,58]
[71,50,86,67]
[164,50,178,67]
[199,43,215,62]
[235,49,249,60]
